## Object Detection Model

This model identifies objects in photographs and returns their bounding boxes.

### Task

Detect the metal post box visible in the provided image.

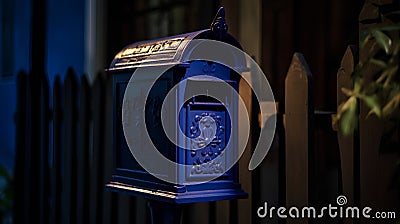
[106,7,248,204]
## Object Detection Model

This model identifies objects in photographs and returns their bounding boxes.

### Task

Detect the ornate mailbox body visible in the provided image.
[106,8,247,204]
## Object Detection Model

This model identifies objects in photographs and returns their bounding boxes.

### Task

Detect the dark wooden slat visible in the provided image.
[89,74,106,224]
[51,75,63,224]
[215,200,229,224]
[62,68,79,224]
[208,201,216,224]
[285,53,313,224]
[27,71,45,223]
[76,75,91,224]
[336,46,357,224]
[39,74,51,224]
[117,195,132,224]
[255,112,281,224]
[129,197,138,224]
[182,202,210,224]
[13,71,28,224]
[147,201,183,224]
[134,197,149,224]
[229,200,238,224]
[14,71,49,224]
[101,74,116,224]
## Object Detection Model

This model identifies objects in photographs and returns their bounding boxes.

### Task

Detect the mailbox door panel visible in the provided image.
[113,71,179,184]
[184,104,231,182]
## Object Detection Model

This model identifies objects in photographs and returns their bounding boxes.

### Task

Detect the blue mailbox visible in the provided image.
[106,7,247,205]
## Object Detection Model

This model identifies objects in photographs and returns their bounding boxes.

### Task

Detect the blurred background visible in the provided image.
[3,0,398,224]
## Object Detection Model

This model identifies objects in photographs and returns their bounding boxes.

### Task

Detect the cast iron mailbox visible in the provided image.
[106,7,248,205]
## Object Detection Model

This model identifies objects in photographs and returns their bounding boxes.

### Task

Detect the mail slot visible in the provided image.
[106,7,248,203]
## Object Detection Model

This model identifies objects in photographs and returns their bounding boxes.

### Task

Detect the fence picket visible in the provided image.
[39,74,51,224]
[101,74,117,224]
[215,200,230,224]
[285,52,313,224]
[62,68,79,224]
[14,71,28,224]
[11,18,399,223]
[90,74,106,224]
[76,75,91,224]
[116,195,132,224]
[133,197,148,224]
[336,46,358,220]
[26,72,48,223]
[51,75,63,224]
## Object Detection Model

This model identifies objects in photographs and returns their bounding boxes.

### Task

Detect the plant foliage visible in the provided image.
[335,22,400,135]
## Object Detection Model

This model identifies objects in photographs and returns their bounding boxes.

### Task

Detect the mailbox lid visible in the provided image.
[108,29,243,71]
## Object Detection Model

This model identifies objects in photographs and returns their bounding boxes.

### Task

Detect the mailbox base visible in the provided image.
[148,200,182,224]
[106,181,247,204]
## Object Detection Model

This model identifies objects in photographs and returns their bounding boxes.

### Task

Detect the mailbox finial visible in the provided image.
[211,7,228,39]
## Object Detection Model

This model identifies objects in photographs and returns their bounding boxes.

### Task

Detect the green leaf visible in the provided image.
[360,94,381,117]
[376,69,389,84]
[371,29,392,54]
[393,42,400,55]
[360,32,371,49]
[383,65,399,88]
[382,93,400,118]
[369,58,388,68]
[338,95,355,113]
[353,76,362,93]
[341,88,354,97]
[340,96,358,135]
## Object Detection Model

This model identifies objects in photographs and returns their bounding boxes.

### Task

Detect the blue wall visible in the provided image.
[0,83,17,171]
[0,0,85,171]
[46,0,85,84]
[0,0,31,171]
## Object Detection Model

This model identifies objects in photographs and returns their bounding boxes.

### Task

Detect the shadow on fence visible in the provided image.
[13,69,138,224]
[12,49,400,224]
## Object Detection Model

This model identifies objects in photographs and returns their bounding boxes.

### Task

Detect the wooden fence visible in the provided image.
[14,69,119,224]
[13,51,400,224]
[12,2,400,224]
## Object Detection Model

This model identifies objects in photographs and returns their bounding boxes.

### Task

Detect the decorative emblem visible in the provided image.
[187,112,226,177]
[191,116,217,150]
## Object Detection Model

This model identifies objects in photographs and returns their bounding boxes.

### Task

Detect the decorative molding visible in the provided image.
[191,158,224,175]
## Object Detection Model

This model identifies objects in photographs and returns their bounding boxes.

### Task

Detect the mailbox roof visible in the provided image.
[107,29,243,71]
